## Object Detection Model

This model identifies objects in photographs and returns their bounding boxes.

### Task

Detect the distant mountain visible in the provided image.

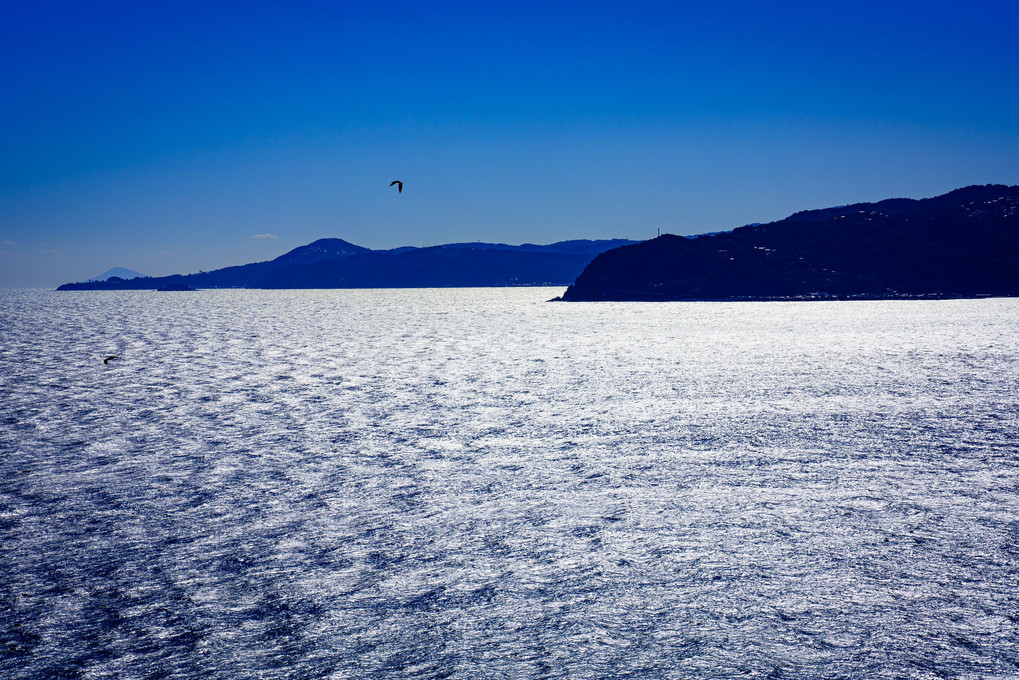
[558,185,1019,301]
[89,267,145,282]
[57,238,637,290]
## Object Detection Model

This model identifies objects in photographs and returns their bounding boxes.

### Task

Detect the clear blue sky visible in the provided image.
[3,0,1018,287]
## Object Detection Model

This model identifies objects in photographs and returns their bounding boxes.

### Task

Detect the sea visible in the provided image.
[1,287,1018,679]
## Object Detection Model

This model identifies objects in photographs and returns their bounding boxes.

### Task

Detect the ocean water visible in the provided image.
[1,287,1018,679]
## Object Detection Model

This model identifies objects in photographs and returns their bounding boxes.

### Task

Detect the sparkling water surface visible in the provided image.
[2,288,1018,679]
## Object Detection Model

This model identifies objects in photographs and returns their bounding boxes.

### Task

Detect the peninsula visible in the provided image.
[558,185,1019,301]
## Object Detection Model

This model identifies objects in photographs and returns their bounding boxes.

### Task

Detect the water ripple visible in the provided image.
[1,289,1018,678]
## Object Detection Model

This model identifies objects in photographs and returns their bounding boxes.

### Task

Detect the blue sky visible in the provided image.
[2,0,1018,287]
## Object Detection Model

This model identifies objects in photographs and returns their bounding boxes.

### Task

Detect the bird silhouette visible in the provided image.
[390,180,403,193]
[104,355,118,364]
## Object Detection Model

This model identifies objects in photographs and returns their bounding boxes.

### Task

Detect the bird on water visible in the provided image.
[104,356,118,364]
[390,180,403,193]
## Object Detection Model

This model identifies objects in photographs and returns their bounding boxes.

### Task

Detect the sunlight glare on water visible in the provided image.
[1,288,1018,679]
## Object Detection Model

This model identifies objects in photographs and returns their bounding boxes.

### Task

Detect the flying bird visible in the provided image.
[104,355,118,364]
[390,180,403,193]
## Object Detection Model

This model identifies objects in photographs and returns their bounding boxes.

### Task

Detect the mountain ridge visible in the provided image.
[57,238,637,290]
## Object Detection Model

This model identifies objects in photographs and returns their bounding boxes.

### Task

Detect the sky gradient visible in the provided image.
[3,0,1018,287]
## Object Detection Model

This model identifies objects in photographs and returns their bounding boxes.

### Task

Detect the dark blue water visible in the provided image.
[2,288,1018,678]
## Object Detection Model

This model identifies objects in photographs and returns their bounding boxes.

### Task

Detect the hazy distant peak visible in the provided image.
[89,267,145,281]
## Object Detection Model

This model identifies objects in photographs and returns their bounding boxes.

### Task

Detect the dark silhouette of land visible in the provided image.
[58,184,1019,297]
[558,184,1019,301]
[157,282,195,292]
[57,239,637,290]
